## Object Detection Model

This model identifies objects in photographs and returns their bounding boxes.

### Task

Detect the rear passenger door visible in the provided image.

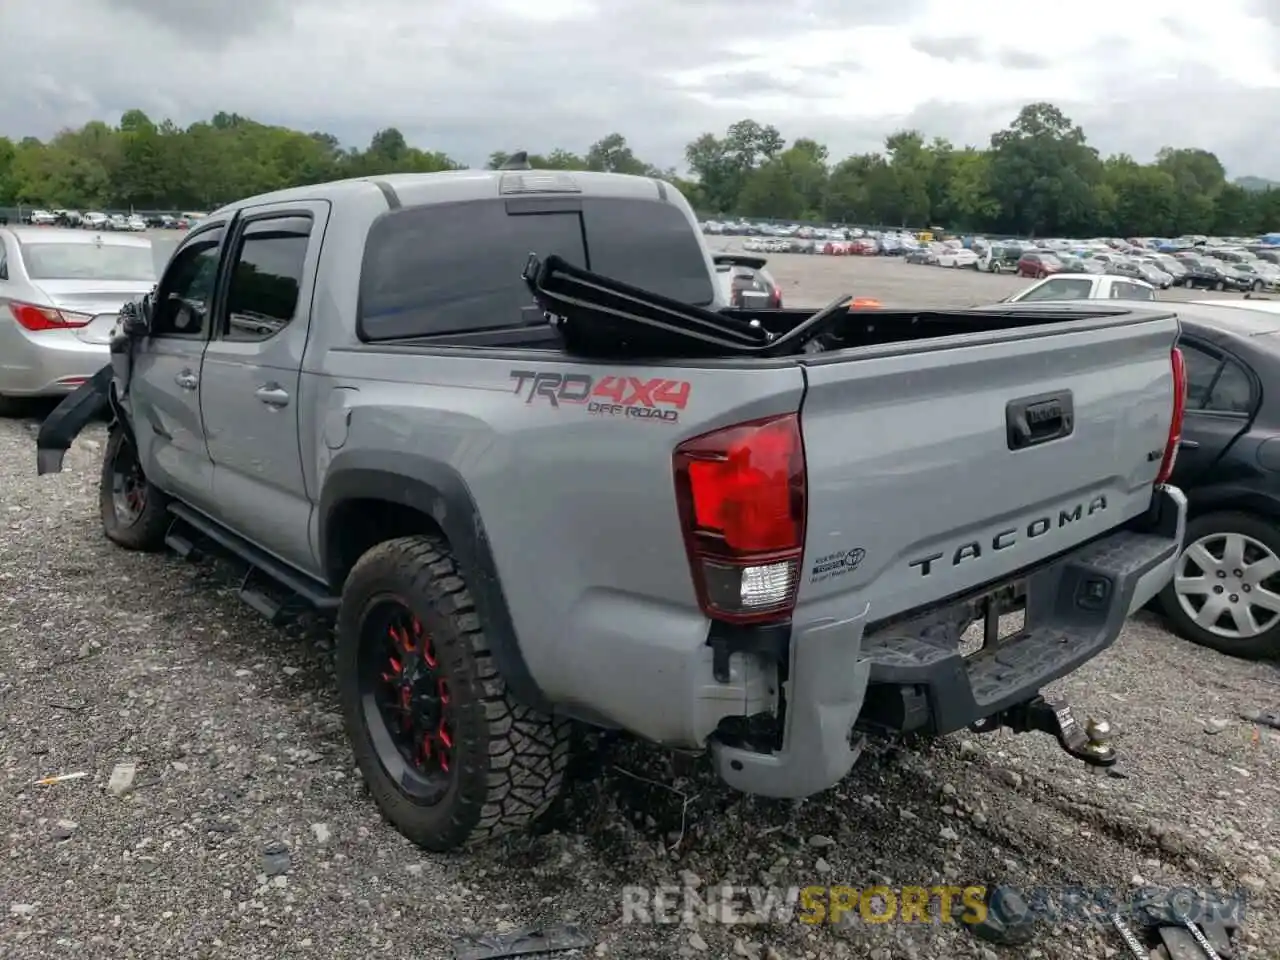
[200,200,329,572]
[1172,340,1259,486]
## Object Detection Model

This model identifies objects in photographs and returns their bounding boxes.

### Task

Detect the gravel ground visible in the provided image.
[4,259,1280,960]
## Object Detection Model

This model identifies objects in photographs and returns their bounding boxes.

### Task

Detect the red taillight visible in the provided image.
[8,301,92,332]
[1155,347,1187,485]
[673,414,807,623]
[770,287,782,308]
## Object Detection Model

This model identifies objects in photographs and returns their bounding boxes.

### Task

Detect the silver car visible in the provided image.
[0,228,156,413]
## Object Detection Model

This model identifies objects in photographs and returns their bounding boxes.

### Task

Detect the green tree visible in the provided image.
[2,102,1277,238]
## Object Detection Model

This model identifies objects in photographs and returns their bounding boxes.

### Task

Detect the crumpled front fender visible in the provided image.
[36,363,115,476]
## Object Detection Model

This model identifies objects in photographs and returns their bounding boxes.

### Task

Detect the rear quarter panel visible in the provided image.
[307,345,806,720]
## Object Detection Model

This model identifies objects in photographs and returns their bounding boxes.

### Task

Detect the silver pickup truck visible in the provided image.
[37,168,1188,852]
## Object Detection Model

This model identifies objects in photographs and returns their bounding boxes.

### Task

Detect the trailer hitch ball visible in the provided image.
[972,696,1118,768]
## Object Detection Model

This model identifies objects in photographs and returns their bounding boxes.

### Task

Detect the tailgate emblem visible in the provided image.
[906,495,1108,577]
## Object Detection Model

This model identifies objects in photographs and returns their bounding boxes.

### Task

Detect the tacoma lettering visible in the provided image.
[908,495,1108,576]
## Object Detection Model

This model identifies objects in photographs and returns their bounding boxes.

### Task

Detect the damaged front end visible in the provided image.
[36,290,151,476]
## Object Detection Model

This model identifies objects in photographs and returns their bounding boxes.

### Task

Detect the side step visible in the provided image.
[166,502,340,623]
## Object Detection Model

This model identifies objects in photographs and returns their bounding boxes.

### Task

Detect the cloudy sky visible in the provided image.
[3,0,1280,177]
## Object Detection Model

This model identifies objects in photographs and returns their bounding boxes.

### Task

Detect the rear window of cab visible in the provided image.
[357,197,714,342]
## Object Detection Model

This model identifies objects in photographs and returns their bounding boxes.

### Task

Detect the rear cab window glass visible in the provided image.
[358,196,714,341]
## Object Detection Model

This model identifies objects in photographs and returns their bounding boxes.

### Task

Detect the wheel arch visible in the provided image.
[319,461,549,711]
[1185,486,1280,528]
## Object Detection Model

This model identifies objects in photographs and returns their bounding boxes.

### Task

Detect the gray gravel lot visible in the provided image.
[3,256,1280,960]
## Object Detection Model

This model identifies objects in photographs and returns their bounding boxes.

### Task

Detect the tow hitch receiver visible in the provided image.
[970,695,1117,767]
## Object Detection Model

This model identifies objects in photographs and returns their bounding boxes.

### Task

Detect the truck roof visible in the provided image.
[207,169,674,218]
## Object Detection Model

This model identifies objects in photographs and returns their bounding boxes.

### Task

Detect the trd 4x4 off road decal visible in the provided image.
[509,370,691,423]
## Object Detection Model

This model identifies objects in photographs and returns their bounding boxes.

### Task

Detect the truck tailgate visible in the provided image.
[797,312,1179,620]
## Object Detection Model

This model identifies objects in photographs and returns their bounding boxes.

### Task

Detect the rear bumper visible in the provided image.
[711,485,1186,798]
[0,321,110,397]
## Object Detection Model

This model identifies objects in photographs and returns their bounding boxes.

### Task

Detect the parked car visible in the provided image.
[904,246,940,265]
[0,228,156,414]
[81,212,109,230]
[1152,298,1280,658]
[1113,257,1173,289]
[977,243,1024,273]
[1230,262,1280,292]
[1147,255,1189,286]
[713,253,782,308]
[1016,252,1064,278]
[1182,258,1237,291]
[26,209,57,226]
[936,248,978,268]
[1003,273,1155,303]
[36,169,1187,852]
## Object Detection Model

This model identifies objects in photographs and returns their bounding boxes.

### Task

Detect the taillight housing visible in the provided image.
[1155,346,1187,485]
[8,301,92,332]
[673,414,807,623]
[769,287,782,308]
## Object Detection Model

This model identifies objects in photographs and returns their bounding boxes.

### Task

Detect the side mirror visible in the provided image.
[117,289,157,339]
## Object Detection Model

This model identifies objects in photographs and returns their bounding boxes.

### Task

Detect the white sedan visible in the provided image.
[936,248,979,268]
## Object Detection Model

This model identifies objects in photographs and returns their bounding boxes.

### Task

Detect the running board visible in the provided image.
[166,502,340,621]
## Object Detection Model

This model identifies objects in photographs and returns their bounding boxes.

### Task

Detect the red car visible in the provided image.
[1016,252,1064,278]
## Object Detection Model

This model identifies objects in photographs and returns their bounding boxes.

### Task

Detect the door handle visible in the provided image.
[254,385,290,408]
[174,370,198,391]
[1180,438,1200,449]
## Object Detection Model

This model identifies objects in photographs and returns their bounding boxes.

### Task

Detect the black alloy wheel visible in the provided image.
[357,598,455,804]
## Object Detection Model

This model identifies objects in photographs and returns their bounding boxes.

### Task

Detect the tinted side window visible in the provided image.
[1206,360,1253,414]
[359,201,586,341]
[0,250,7,280]
[152,229,224,337]
[1180,344,1221,410]
[581,198,714,306]
[222,216,311,342]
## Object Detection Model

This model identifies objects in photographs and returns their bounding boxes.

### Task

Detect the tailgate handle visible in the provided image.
[1006,391,1074,450]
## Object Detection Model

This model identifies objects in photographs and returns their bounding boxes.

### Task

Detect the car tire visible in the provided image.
[1253,280,1263,291]
[1216,280,1226,291]
[336,535,572,852]
[99,427,170,551]
[1158,511,1280,660]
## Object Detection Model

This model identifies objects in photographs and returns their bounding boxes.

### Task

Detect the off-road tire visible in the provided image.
[337,535,572,852]
[99,427,169,551]
[1158,511,1280,660]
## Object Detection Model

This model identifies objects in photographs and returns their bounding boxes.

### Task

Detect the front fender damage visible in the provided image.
[36,363,115,475]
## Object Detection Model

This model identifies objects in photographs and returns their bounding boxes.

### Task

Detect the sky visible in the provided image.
[3,0,1280,178]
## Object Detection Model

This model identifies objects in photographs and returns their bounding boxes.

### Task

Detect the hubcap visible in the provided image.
[358,599,454,803]
[110,440,146,524]
[1174,532,1280,639]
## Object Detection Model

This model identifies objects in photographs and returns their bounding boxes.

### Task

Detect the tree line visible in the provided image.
[1,102,1277,238]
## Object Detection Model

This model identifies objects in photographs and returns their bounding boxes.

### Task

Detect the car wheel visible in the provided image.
[99,427,169,550]
[1216,280,1226,291]
[337,535,572,852]
[1158,512,1280,660]
[1253,280,1263,291]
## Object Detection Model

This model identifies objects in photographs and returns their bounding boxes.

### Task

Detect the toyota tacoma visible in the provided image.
[37,167,1188,851]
